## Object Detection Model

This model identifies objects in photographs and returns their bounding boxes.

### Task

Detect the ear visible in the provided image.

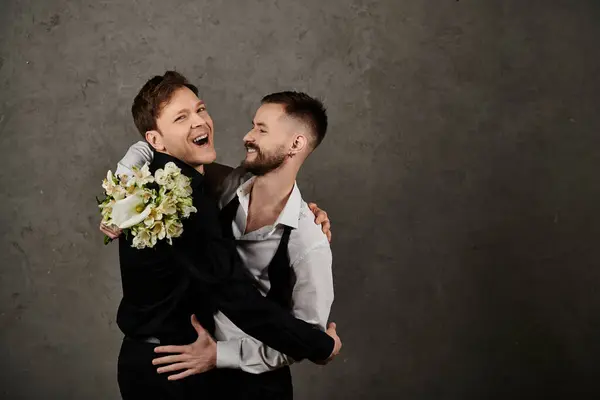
[145,130,166,152]
[290,134,309,156]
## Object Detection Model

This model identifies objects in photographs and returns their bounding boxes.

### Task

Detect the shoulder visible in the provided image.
[288,199,331,265]
[218,166,253,208]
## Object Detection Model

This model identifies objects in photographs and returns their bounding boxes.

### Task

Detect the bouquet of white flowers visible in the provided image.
[98,162,197,249]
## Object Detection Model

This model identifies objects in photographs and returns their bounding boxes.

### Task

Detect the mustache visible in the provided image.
[244,143,260,151]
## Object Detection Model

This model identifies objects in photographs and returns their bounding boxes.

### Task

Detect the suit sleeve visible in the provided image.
[168,199,334,363]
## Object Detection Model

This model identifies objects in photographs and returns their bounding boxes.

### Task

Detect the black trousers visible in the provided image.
[214,366,293,400]
[117,337,217,400]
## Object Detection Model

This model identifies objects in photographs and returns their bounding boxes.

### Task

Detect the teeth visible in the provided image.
[193,134,208,144]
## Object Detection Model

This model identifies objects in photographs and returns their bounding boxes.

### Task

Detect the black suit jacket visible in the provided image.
[116,151,333,361]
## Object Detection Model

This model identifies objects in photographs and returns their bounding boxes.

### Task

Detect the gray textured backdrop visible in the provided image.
[1,0,600,399]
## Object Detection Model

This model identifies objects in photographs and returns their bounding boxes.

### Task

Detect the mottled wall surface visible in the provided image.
[1,1,600,399]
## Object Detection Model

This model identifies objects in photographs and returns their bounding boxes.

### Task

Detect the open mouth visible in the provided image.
[192,134,209,147]
[245,144,259,154]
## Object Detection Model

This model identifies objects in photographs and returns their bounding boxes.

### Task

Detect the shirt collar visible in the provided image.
[150,151,204,190]
[237,176,301,230]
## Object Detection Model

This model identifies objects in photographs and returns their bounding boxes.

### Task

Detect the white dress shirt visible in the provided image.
[214,167,334,374]
[114,141,334,374]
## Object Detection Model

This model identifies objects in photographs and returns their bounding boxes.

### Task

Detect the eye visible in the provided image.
[197,106,206,113]
[175,115,185,122]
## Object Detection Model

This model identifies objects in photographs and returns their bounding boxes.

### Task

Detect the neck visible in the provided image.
[250,164,299,212]
[156,150,204,174]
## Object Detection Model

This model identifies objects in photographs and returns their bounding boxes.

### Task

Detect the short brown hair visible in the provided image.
[131,71,198,136]
[261,91,328,149]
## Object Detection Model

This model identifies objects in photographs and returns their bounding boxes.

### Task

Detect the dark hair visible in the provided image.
[261,91,328,149]
[131,71,198,136]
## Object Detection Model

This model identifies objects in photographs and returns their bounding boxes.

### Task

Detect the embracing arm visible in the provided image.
[216,245,334,374]
[170,206,336,363]
[115,141,153,176]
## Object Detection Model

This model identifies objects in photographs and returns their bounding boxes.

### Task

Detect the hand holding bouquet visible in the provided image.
[98,162,197,249]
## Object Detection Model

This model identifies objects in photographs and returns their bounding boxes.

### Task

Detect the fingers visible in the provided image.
[153,354,191,366]
[308,203,328,225]
[104,231,118,240]
[326,321,342,356]
[152,353,189,366]
[311,207,332,242]
[154,345,189,354]
[190,314,206,335]
[156,361,194,374]
[314,211,328,226]
[320,219,331,233]
[99,225,116,239]
[314,210,326,224]
[99,223,121,239]
[167,368,197,381]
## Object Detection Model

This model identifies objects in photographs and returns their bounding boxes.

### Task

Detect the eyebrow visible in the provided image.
[253,121,267,128]
[174,101,205,116]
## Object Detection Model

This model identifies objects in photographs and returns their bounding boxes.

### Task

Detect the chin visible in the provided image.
[197,148,217,164]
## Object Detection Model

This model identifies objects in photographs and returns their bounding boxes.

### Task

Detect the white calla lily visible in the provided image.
[111,193,153,229]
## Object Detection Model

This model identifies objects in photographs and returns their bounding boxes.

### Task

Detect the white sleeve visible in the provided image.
[115,141,154,177]
[216,335,295,373]
[289,244,334,331]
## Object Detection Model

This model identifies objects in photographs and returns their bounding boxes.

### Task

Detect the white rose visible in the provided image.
[164,162,181,177]
[111,193,153,229]
[154,168,170,186]
[173,174,193,197]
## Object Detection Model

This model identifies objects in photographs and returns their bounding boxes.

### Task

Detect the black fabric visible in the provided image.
[214,367,293,400]
[117,338,218,400]
[266,225,294,310]
[116,152,333,376]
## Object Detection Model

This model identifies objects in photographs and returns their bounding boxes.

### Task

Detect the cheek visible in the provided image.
[163,129,188,149]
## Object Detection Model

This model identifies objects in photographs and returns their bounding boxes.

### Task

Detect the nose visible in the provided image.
[191,112,207,128]
[243,129,254,143]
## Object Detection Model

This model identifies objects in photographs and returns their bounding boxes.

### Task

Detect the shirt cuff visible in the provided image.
[216,339,242,369]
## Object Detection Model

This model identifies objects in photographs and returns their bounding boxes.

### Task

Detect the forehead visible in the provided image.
[254,103,286,123]
[160,87,203,115]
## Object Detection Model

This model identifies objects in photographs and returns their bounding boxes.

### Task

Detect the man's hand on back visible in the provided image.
[152,315,217,381]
